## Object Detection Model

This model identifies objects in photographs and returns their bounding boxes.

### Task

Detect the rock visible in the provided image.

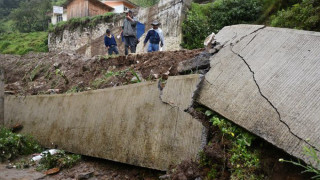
[47,89,60,94]
[159,174,171,179]
[77,171,94,180]
[197,24,320,166]
[53,62,61,69]
[177,52,211,74]
[204,32,215,48]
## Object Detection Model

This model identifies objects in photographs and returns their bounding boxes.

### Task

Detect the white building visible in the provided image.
[103,0,138,13]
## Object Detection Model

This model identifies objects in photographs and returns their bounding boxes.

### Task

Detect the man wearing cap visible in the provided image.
[143,21,164,52]
[104,29,119,55]
[123,9,137,55]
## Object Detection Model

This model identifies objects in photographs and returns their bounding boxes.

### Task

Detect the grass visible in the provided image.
[279,146,320,179]
[0,31,48,55]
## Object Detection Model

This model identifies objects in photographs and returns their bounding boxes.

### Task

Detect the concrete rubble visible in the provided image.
[4,74,206,171]
[197,24,320,165]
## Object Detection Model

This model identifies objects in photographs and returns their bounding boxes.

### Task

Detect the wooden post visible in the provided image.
[0,68,4,126]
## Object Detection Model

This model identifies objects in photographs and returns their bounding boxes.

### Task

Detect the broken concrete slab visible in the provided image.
[0,68,3,126]
[177,52,211,74]
[161,74,203,111]
[4,74,205,171]
[197,24,320,164]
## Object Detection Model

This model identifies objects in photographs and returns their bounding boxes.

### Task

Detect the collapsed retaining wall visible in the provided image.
[48,0,192,56]
[197,25,320,165]
[4,74,206,171]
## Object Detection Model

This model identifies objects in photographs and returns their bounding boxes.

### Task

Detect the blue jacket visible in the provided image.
[104,35,117,47]
[144,30,160,44]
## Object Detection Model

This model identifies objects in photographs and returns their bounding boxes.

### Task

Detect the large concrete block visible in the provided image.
[198,25,320,164]
[5,74,205,170]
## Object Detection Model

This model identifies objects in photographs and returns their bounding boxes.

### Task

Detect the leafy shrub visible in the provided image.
[209,115,263,179]
[181,3,212,49]
[37,150,81,171]
[182,0,263,49]
[49,12,114,34]
[270,0,320,31]
[0,127,42,162]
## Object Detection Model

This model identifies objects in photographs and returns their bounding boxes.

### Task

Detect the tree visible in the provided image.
[10,0,51,32]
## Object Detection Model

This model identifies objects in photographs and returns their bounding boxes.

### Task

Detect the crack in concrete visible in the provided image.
[229,35,319,152]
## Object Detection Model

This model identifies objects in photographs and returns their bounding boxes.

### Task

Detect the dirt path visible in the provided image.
[0,156,163,180]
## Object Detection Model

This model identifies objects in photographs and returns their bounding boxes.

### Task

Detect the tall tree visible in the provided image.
[10,0,51,32]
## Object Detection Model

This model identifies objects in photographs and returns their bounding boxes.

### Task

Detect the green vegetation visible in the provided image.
[182,0,263,49]
[199,110,264,179]
[270,0,320,31]
[36,150,81,171]
[49,12,114,34]
[182,0,320,49]
[280,146,320,179]
[210,115,263,179]
[0,32,48,55]
[0,127,42,162]
[130,0,159,7]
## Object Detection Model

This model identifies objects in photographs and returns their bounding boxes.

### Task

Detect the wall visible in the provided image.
[48,0,192,56]
[48,14,123,55]
[4,75,206,171]
[67,0,89,19]
[88,0,112,16]
[197,24,320,167]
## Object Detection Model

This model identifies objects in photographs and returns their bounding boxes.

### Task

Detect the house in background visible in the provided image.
[50,7,68,25]
[66,0,114,19]
[103,0,138,13]
[50,0,138,25]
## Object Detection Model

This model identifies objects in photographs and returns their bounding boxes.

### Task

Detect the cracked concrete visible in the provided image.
[197,24,320,165]
[5,75,205,171]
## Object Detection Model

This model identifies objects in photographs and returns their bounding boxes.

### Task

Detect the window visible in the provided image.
[124,6,128,11]
[57,14,63,23]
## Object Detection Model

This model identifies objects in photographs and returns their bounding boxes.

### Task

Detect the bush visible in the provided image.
[0,127,42,162]
[49,12,114,34]
[37,150,81,171]
[182,0,263,49]
[270,0,320,31]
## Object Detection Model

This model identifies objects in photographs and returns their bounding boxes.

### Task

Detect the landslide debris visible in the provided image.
[1,49,203,95]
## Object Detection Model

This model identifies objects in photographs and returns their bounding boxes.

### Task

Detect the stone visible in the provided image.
[177,52,211,74]
[77,171,94,180]
[197,24,320,166]
[5,74,206,171]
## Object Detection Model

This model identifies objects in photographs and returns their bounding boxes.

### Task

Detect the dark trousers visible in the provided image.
[124,36,136,55]
[108,45,119,55]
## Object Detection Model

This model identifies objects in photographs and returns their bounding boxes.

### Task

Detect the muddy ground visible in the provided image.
[0,50,314,179]
[1,49,203,95]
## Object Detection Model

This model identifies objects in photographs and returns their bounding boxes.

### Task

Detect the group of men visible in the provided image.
[104,10,164,55]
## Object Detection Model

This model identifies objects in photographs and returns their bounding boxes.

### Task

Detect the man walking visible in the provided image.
[123,10,137,55]
[104,29,119,55]
[143,21,164,52]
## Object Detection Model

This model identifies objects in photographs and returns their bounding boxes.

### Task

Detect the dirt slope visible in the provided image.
[1,49,203,95]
